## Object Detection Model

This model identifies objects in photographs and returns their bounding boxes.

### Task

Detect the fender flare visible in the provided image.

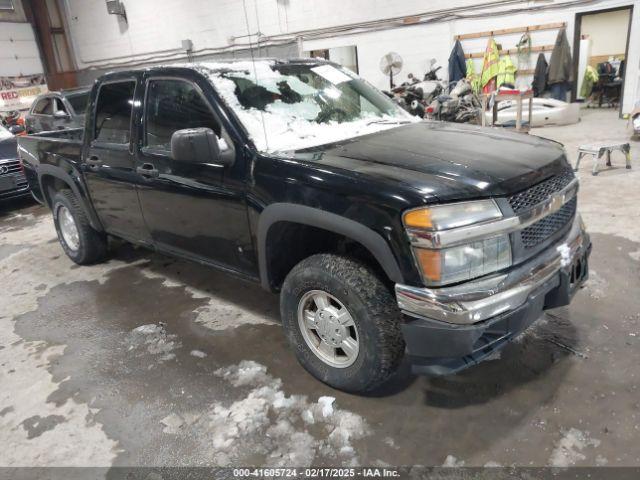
[257,203,404,290]
[38,165,103,231]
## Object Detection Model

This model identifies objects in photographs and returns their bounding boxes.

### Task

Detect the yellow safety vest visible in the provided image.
[481,38,500,88]
[496,55,516,88]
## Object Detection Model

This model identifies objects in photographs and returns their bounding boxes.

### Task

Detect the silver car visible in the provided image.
[25,87,90,133]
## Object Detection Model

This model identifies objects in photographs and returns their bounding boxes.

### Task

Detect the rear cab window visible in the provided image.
[94,81,136,144]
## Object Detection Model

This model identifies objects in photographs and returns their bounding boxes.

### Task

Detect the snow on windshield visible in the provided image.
[198,60,418,153]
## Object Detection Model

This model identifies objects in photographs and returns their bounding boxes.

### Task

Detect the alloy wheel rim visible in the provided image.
[58,205,80,252]
[297,290,359,368]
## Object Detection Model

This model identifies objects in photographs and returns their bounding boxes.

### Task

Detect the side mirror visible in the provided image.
[170,128,233,166]
[54,110,69,119]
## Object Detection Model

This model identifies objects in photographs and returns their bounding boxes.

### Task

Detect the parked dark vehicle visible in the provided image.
[25,87,90,133]
[18,60,591,392]
[0,124,29,200]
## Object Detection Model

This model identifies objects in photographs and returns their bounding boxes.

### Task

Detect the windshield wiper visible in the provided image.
[366,119,412,126]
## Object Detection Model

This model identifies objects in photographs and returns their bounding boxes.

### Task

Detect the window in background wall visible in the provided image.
[308,46,359,74]
[0,0,15,11]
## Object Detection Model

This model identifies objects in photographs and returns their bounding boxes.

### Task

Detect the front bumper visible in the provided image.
[395,216,591,375]
[0,180,30,200]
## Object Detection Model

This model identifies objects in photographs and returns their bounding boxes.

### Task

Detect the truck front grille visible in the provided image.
[508,169,575,214]
[0,159,22,176]
[507,169,577,250]
[520,196,577,248]
[0,159,27,193]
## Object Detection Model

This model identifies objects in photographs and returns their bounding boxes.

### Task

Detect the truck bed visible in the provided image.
[17,128,85,203]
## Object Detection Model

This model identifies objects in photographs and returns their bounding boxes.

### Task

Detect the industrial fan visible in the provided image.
[379,52,403,89]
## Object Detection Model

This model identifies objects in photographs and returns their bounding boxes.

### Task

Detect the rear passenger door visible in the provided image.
[83,78,150,243]
[135,75,255,277]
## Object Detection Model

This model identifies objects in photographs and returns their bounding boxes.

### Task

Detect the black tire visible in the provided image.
[52,189,108,265]
[280,253,405,393]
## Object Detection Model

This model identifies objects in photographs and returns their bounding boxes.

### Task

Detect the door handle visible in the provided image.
[85,155,102,168]
[136,163,159,178]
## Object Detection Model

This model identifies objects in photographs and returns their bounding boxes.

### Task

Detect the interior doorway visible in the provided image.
[308,46,359,74]
[572,5,633,117]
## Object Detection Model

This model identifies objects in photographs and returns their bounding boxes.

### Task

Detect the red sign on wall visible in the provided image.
[0,74,48,112]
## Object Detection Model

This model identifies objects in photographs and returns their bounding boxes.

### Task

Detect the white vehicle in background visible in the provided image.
[631,102,640,139]
[486,98,580,128]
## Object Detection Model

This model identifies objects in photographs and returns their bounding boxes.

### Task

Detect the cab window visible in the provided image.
[94,81,135,144]
[33,97,52,115]
[144,79,221,151]
[54,98,68,115]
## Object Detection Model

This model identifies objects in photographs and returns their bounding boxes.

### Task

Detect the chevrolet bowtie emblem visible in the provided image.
[549,193,564,211]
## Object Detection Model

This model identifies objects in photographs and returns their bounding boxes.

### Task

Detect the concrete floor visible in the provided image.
[1,108,640,469]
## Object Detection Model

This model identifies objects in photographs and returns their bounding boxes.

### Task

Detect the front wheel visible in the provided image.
[52,190,108,265]
[280,254,405,393]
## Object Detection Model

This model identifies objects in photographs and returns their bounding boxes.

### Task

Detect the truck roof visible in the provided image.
[97,57,332,80]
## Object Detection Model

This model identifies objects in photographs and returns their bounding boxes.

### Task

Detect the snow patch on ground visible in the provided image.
[192,302,274,331]
[126,323,181,362]
[629,249,640,261]
[0,215,121,465]
[138,268,274,331]
[190,349,207,358]
[208,360,371,466]
[442,455,465,467]
[548,428,600,467]
[585,269,608,300]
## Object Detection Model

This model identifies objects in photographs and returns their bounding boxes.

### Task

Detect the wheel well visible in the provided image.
[264,221,391,291]
[41,175,71,208]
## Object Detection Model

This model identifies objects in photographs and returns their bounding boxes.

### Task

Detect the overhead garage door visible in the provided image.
[0,22,44,77]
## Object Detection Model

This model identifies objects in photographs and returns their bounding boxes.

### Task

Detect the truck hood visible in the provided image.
[289,121,570,202]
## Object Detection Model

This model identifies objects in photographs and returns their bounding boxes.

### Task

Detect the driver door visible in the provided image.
[134,75,255,277]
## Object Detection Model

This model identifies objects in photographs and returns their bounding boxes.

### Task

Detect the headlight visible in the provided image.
[413,236,511,285]
[403,199,502,230]
[403,201,511,286]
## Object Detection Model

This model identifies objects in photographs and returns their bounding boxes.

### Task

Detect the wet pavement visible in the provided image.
[1,110,640,469]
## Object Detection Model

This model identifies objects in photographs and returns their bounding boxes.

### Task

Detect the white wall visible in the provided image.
[62,0,640,113]
[304,0,640,113]
[581,9,631,57]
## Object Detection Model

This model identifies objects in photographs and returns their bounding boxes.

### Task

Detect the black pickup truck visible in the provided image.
[18,59,591,392]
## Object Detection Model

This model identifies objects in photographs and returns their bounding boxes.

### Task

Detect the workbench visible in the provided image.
[481,90,534,132]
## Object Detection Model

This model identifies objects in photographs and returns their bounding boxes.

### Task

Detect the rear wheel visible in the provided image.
[280,253,405,393]
[52,190,108,265]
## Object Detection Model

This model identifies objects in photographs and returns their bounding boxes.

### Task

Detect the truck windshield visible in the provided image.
[202,61,416,152]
